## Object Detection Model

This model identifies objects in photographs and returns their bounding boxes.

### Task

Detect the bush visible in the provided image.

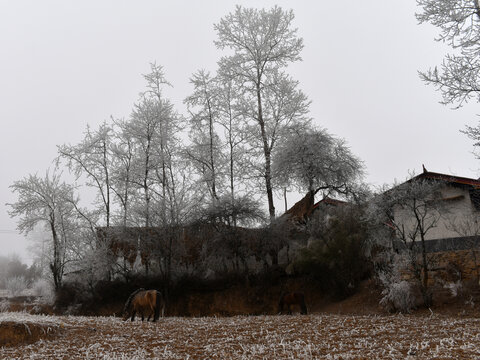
[0,299,9,312]
[54,282,91,313]
[6,276,27,297]
[380,280,417,313]
[295,204,371,298]
[32,279,55,304]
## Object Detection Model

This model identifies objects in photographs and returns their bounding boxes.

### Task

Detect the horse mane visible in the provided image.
[123,288,145,314]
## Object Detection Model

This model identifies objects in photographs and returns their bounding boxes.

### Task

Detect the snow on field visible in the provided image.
[1,312,480,359]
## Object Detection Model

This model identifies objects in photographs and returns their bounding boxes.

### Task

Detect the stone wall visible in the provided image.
[429,249,480,283]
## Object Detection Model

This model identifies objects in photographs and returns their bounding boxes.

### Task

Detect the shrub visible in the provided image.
[375,252,419,313]
[380,280,417,313]
[0,299,9,312]
[32,279,55,304]
[295,204,371,298]
[54,281,91,313]
[6,276,27,297]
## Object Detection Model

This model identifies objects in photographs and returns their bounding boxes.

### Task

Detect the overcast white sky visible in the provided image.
[1,1,480,264]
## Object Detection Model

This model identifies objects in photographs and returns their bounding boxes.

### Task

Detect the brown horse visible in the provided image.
[278,292,307,315]
[122,288,165,322]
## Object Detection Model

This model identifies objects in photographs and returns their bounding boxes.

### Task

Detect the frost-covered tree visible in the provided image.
[126,63,182,227]
[273,127,364,201]
[417,0,480,107]
[57,122,113,227]
[185,70,224,201]
[215,5,308,219]
[370,177,445,307]
[6,276,28,297]
[0,254,39,289]
[216,70,251,206]
[128,96,161,227]
[8,171,77,290]
[109,118,135,227]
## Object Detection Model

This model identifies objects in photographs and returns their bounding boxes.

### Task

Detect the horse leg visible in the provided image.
[287,305,292,315]
[131,311,136,321]
[301,301,307,315]
[141,312,145,321]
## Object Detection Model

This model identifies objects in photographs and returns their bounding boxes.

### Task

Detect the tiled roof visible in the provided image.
[312,197,348,209]
[410,171,480,188]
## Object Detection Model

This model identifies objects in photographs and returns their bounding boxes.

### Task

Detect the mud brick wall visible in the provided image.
[429,249,480,282]
[400,249,480,284]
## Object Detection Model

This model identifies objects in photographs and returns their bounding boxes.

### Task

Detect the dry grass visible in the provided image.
[0,321,60,347]
[1,312,480,359]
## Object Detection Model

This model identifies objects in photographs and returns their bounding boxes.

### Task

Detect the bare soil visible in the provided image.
[1,312,480,359]
[1,280,480,358]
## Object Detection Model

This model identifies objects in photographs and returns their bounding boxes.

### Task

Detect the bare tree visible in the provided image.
[8,171,77,290]
[215,5,308,219]
[216,70,251,213]
[185,70,223,201]
[110,117,135,227]
[57,122,113,227]
[127,63,183,227]
[371,177,445,307]
[417,0,480,108]
[127,96,160,227]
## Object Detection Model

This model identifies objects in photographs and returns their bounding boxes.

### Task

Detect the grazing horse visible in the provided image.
[123,288,165,322]
[278,292,307,315]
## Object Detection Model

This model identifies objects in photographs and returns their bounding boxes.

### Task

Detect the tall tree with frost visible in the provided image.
[128,96,160,227]
[110,117,135,227]
[127,63,180,227]
[417,0,480,107]
[185,70,223,201]
[57,121,113,227]
[418,1,480,198]
[8,172,76,290]
[216,69,252,224]
[215,5,307,219]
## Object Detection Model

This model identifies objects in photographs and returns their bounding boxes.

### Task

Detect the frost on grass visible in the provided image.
[1,313,480,359]
[0,312,63,347]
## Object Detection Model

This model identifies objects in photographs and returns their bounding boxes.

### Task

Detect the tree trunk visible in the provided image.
[256,79,275,220]
[420,234,432,307]
[49,217,62,290]
[207,99,218,200]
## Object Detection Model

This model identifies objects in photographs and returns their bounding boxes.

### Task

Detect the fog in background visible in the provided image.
[1,1,479,264]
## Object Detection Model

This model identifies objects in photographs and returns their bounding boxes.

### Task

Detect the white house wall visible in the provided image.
[393,184,478,241]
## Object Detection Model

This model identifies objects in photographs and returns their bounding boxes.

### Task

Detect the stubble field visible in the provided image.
[1,312,480,359]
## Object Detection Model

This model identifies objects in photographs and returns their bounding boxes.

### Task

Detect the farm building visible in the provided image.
[390,167,480,250]
[383,167,480,284]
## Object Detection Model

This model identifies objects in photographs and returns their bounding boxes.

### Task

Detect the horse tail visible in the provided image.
[154,290,164,321]
[123,288,145,316]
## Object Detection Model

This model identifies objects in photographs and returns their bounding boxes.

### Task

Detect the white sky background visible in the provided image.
[1,1,479,265]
